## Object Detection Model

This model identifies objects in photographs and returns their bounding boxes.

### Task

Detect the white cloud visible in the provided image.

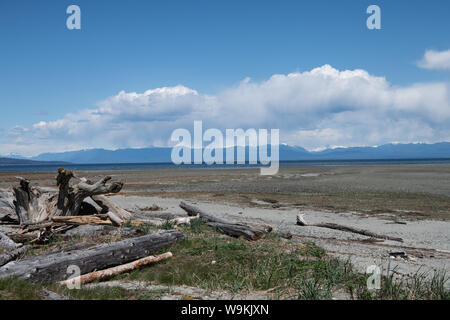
[1,65,450,156]
[418,49,450,71]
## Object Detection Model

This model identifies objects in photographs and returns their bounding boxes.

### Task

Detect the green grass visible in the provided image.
[0,221,448,300]
[374,267,449,300]
[0,277,42,300]
[111,223,370,298]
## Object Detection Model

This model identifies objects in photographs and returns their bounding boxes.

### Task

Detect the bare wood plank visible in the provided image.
[51,215,112,225]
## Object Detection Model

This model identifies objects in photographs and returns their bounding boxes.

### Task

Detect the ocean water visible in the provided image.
[0,159,450,172]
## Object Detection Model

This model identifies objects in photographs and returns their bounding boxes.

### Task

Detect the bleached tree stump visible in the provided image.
[0,168,124,225]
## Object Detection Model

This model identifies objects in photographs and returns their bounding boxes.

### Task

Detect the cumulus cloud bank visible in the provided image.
[418,49,450,71]
[2,65,450,156]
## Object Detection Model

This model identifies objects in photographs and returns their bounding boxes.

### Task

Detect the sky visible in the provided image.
[0,0,449,156]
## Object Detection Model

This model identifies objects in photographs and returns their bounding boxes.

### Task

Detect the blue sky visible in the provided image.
[0,0,449,156]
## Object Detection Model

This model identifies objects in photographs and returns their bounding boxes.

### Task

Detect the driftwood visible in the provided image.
[51,215,112,226]
[171,216,200,225]
[0,169,125,225]
[179,201,265,241]
[8,232,40,244]
[278,231,293,240]
[296,214,403,242]
[0,245,29,267]
[91,195,132,220]
[180,201,228,223]
[208,222,264,241]
[60,252,173,286]
[0,189,17,223]
[0,230,184,283]
[0,231,21,250]
[0,168,136,245]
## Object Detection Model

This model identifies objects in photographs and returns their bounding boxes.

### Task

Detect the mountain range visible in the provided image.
[0,158,69,165]
[1,142,445,164]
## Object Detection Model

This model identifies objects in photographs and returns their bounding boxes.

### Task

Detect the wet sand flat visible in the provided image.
[2,164,449,220]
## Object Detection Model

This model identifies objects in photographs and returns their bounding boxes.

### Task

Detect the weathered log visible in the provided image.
[296,214,403,242]
[61,225,141,238]
[0,231,21,250]
[0,245,29,267]
[208,222,264,241]
[59,252,173,286]
[179,201,226,223]
[246,222,273,233]
[0,230,184,283]
[180,202,267,241]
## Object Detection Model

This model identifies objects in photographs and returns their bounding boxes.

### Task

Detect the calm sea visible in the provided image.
[0,159,450,172]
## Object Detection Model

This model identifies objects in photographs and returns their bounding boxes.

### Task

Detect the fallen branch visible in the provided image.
[59,252,172,286]
[91,195,132,220]
[51,215,112,226]
[0,230,184,282]
[106,211,123,226]
[296,214,403,242]
[180,201,267,241]
[171,216,200,226]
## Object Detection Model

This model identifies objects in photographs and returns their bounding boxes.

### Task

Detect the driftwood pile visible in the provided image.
[0,168,182,284]
[0,168,134,246]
